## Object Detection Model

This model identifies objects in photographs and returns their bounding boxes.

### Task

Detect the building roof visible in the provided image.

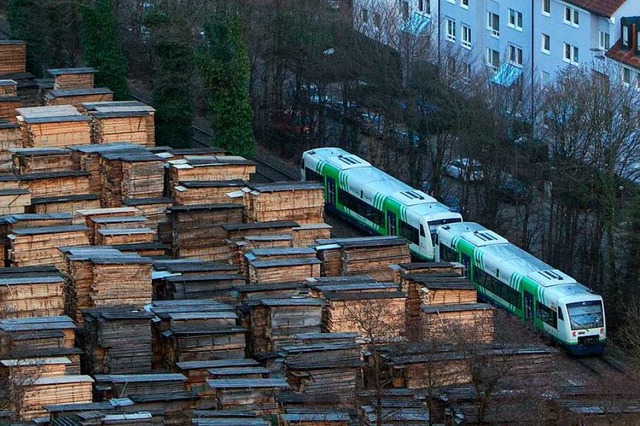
[566,0,625,18]
[606,40,640,70]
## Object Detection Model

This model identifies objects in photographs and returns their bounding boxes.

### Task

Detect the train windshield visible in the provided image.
[428,218,462,244]
[567,301,604,330]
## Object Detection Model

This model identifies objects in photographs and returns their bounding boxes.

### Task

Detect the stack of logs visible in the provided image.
[244,182,324,224]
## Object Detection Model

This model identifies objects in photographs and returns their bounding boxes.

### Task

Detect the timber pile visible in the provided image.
[0,121,22,173]
[61,247,152,323]
[16,105,91,148]
[3,72,39,107]
[204,378,288,414]
[247,256,321,284]
[237,281,305,302]
[176,358,261,394]
[169,147,226,160]
[421,303,495,344]
[0,188,30,214]
[93,373,188,399]
[0,79,18,97]
[0,80,21,124]
[163,273,245,303]
[244,247,317,281]
[111,242,168,258]
[7,224,89,268]
[0,316,80,372]
[172,180,246,206]
[0,357,72,382]
[307,277,398,299]
[28,194,101,214]
[99,151,164,206]
[360,404,430,425]
[44,87,114,108]
[168,156,256,185]
[88,215,148,242]
[391,261,466,286]
[69,143,145,195]
[147,299,238,369]
[18,170,90,199]
[244,182,324,224]
[281,340,362,403]
[123,197,173,243]
[95,227,155,246]
[151,259,238,300]
[82,307,154,374]
[74,206,141,240]
[0,213,73,264]
[322,291,406,340]
[0,268,65,318]
[277,392,354,423]
[19,375,94,420]
[246,297,325,354]
[11,148,78,174]
[81,101,156,146]
[168,204,244,261]
[280,413,353,425]
[48,67,97,90]
[292,223,332,247]
[222,221,298,270]
[222,221,298,242]
[0,41,27,75]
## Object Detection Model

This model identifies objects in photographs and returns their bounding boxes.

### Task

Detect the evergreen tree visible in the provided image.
[80,0,130,99]
[197,11,255,158]
[145,11,194,149]
[7,0,51,76]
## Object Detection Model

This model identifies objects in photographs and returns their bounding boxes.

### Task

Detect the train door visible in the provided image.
[461,253,470,277]
[387,211,397,236]
[326,177,336,207]
[524,291,534,323]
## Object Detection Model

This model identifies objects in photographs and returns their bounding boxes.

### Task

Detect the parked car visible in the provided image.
[359,111,384,136]
[443,158,484,182]
[499,175,531,203]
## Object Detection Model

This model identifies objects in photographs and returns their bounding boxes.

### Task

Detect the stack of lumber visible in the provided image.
[244,182,324,224]
[99,150,164,206]
[0,121,22,173]
[321,290,406,340]
[27,193,100,215]
[2,72,39,107]
[391,261,466,286]
[0,316,81,372]
[0,80,21,124]
[204,377,288,414]
[420,303,495,344]
[168,156,255,186]
[48,67,97,90]
[244,246,319,284]
[306,275,397,297]
[18,375,94,420]
[95,227,155,246]
[292,223,332,247]
[148,300,246,370]
[168,204,244,261]
[280,412,353,425]
[222,221,298,242]
[16,105,91,148]
[0,356,73,381]
[0,41,27,75]
[123,197,173,243]
[93,373,188,399]
[81,101,156,146]
[89,214,148,241]
[281,338,362,404]
[277,392,354,422]
[222,221,298,269]
[360,404,430,425]
[44,87,114,108]
[0,188,30,214]
[17,170,90,199]
[0,266,65,318]
[237,281,305,302]
[172,180,246,205]
[7,224,89,268]
[246,297,325,354]
[151,259,238,300]
[82,306,153,374]
[61,247,152,323]
[163,272,245,303]
[169,147,226,160]
[11,147,78,174]
[176,358,262,394]
[69,143,145,195]
[315,236,411,280]
[74,207,141,241]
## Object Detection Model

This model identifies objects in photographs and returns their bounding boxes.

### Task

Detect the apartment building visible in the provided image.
[353,0,638,90]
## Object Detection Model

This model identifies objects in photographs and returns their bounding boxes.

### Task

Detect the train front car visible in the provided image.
[436,222,606,355]
[301,147,462,261]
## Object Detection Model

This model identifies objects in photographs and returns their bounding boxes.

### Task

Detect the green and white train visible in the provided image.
[302,147,606,355]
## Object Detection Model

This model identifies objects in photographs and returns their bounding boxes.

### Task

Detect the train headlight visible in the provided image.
[600,328,605,337]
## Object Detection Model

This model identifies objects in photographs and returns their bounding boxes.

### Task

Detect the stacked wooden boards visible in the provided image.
[0,41,27,75]
[16,105,91,148]
[244,181,324,224]
[0,266,65,318]
[48,68,97,90]
[81,101,156,146]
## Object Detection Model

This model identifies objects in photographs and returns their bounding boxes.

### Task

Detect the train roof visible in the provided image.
[304,147,457,217]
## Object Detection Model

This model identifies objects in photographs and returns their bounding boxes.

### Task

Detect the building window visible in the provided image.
[509,44,523,66]
[541,71,550,87]
[542,0,550,15]
[564,6,579,27]
[400,0,409,20]
[622,67,632,85]
[486,48,500,71]
[447,56,457,75]
[563,43,579,64]
[541,33,550,53]
[461,25,472,49]
[461,0,469,8]
[373,12,381,28]
[418,0,430,15]
[508,9,523,30]
[599,31,610,50]
[623,25,630,48]
[446,18,456,42]
[361,8,369,23]
[463,62,472,80]
[487,12,500,37]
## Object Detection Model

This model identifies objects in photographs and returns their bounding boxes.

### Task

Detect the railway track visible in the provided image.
[576,354,627,377]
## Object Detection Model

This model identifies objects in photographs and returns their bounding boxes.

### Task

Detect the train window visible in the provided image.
[537,302,558,328]
[440,244,458,262]
[305,167,323,182]
[399,220,419,245]
[338,188,384,227]
[558,307,564,321]
[474,267,522,310]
